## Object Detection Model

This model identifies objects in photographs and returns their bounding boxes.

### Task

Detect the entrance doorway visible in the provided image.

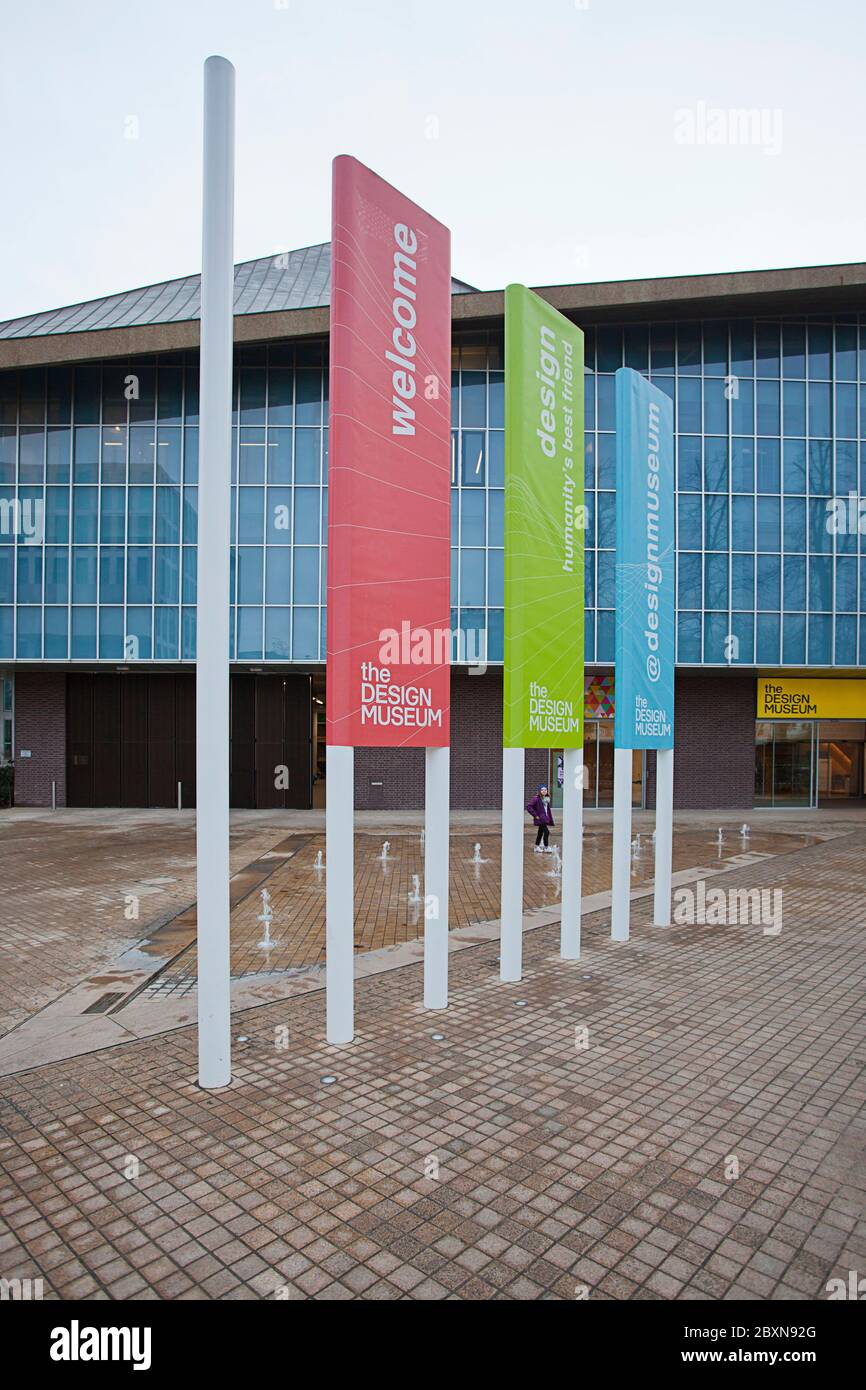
[817,721,866,800]
[67,672,313,808]
[755,719,866,806]
[550,722,643,809]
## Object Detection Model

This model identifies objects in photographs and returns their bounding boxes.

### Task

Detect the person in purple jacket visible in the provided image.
[526,784,554,852]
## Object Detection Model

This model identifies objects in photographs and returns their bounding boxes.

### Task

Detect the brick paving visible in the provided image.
[0,808,815,1017]
[1,827,864,1300]
[211,826,811,982]
[0,813,292,1037]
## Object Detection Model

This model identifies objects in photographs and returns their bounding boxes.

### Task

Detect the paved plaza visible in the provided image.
[0,808,865,1299]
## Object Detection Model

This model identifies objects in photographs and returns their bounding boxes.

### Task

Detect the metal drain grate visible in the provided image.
[82,992,126,1015]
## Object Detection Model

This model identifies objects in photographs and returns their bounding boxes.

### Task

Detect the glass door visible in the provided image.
[755,721,774,805]
[597,722,643,807]
[549,722,643,808]
[753,720,816,807]
[583,724,598,806]
[817,721,866,800]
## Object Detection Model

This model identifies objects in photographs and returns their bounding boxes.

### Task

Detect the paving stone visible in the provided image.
[1,813,864,1300]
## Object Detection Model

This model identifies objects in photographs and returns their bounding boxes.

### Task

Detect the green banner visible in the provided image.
[503,284,585,749]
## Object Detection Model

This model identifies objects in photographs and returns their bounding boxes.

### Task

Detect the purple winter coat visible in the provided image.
[525,794,554,827]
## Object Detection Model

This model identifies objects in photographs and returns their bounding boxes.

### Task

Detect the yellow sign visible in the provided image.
[758,677,866,719]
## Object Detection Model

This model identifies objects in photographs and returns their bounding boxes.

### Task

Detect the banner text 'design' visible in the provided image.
[503,284,584,749]
[327,156,451,747]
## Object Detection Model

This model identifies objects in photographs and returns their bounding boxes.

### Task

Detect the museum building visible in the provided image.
[2,249,866,811]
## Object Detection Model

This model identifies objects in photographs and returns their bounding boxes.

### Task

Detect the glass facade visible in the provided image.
[2,314,866,667]
[0,344,327,662]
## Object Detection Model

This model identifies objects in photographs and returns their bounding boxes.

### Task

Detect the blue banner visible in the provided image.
[613,368,675,749]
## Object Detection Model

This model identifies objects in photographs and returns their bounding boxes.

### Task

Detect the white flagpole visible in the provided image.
[560,746,583,957]
[500,746,524,981]
[326,744,354,1043]
[424,746,450,1008]
[653,747,674,925]
[610,746,633,942]
[196,55,235,1090]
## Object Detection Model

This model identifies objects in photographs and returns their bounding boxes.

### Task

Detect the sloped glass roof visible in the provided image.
[0,243,477,340]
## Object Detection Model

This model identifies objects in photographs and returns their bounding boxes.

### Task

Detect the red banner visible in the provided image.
[327,156,451,747]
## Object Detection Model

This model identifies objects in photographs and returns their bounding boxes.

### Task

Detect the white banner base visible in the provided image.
[500,746,525,982]
[653,747,674,926]
[610,746,633,941]
[560,746,583,959]
[424,745,450,1009]
[326,744,354,1044]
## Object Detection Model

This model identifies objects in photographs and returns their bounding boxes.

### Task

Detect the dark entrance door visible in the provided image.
[230,674,311,809]
[67,673,193,808]
[67,672,311,808]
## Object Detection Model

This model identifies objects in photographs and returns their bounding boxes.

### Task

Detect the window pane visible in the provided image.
[783,556,806,609]
[783,439,806,493]
[293,548,319,603]
[732,554,754,609]
[128,487,153,543]
[756,496,780,550]
[292,488,319,544]
[266,548,291,603]
[237,607,262,659]
[292,607,318,658]
[704,438,728,491]
[461,432,485,486]
[237,547,263,604]
[783,497,806,551]
[155,548,179,604]
[808,382,831,436]
[154,607,179,659]
[678,552,701,608]
[757,554,780,609]
[731,439,754,492]
[678,437,701,491]
[265,609,290,659]
[127,547,152,604]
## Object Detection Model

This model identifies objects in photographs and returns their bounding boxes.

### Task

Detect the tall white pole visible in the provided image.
[653,747,674,926]
[500,746,524,981]
[196,55,235,1090]
[326,743,354,1043]
[560,746,583,958]
[424,745,450,1009]
[610,746,633,942]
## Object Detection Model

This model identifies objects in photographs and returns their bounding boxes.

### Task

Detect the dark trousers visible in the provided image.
[535,823,550,847]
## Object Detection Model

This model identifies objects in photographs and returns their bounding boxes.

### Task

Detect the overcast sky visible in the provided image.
[2,0,863,321]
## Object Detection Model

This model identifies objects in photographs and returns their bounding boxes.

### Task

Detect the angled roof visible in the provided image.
[0,243,478,341]
[2,258,865,372]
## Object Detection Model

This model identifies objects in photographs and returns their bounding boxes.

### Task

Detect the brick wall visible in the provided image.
[6,667,758,812]
[352,670,757,811]
[12,672,67,807]
[663,672,756,809]
[354,744,425,809]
